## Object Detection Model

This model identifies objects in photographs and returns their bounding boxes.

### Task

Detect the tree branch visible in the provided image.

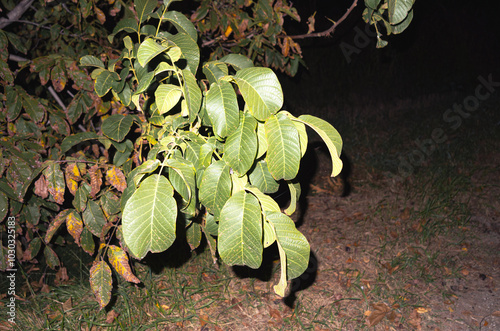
[0,0,35,29]
[289,0,358,40]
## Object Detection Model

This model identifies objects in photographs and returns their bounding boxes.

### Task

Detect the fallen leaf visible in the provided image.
[400,207,410,220]
[199,313,209,327]
[366,303,390,326]
[269,307,282,320]
[62,297,73,312]
[408,308,422,330]
[416,307,430,314]
[106,310,119,323]
[41,284,50,293]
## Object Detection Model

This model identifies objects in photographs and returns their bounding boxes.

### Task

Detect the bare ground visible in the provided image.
[147,143,499,331]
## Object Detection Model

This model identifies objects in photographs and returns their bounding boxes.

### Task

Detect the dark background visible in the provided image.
[278,0,500,120]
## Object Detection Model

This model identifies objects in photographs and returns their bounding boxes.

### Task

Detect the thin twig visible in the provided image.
[48,86,67,111]
[8,54,28,62]
[0,0,34,29]
[10,20,81,38]
[289,0,358,40]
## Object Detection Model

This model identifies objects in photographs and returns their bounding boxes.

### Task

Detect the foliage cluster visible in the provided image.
[0,0,415,309]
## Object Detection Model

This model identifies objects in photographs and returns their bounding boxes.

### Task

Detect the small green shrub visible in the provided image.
[74,0,343,307]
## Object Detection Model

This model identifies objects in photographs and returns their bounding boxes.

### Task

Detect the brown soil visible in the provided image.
[188,136,500,330]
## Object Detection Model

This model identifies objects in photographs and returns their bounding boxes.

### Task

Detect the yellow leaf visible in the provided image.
[107,245,141,283]
[66,211,83,245]
[106,166,127,192]
[95,6,106,25]
[46,210,71,243]
[224,25,233,38]
[416,307,430,314]
[66,178,78,195]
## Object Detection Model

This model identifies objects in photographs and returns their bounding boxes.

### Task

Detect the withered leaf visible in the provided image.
[89,164,102,198]
[34,175,49,199]
[66,211,84,245]
[107,245,140,284]
[106,165,127,192]
[366,303,390,327]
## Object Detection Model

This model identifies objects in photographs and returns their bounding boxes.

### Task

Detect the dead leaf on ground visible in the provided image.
[62,297,73,312]
[106,310,120,323]
[269,307,282,321]
[366,302,391,326]
[408,308,422,330]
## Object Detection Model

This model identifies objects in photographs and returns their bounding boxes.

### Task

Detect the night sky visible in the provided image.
[279,1,500,115]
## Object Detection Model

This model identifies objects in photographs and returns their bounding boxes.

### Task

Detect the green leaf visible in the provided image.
[134,71,155,94]
[206,80,240,138]
[365,0,382,9]
[265,113,301,181]
[263,219,276,248]
[61,132,100,153]
[4,31,27,54]
[82,200,107,237]
[186,222,202,250]
[165,158,196,210]
[296,114,343,177]
[90,260,113,309]
[137,38,168,67]
[43,162,65,204]
[273,241,287,296]
[202,61,228,84]
[245,186,280,213]
[155,84,182,114]
[265,211,310,279]
[248,160,279,194]
[95,70,120,97]
[0,59,13,84]
[160,11,198,42]
[199,160,231,220]
[73,184,90,213]
[218,190,263,269]
[44,245,60,269]
[128,159,161,187]
[0,191,7,222]
[223,113,257,176]
[220,54,254,71]
[388,0,414,25]
[102,114,134,142]
[135,0,158,23]
[234,67,283,121]
[292,119,308,157]
[20,90,44,123]
[202,212,218,236]
[122,174,177,259]
[109,18,139,43]
[81,227,95,255]
[284,181,300,215]
[256,121,268,158]
[169,32,200,74]
[6,86,22,121]
[392,9,414,34]
[26,237,42,260]
[182,68,202,121]
[154,61,175,75]
[80,55,105,69]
